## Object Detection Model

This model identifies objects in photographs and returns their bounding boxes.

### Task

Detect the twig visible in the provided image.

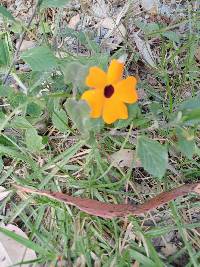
[3,1,39,85]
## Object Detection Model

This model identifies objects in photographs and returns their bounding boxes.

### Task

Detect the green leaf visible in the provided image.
[0,5,15,21]
[0,33,11,67]
[39,22,51,34]
[60,61,89,91]
[8,92,28,108]
[177,96,200,125]
[162,31,180,43]
[0,157,4,172]
[52,109,68,133]
[176,127,196,159]
[149,102,162,116]
[0,85,13,97]
[61,27,87,43]
[134,21,160,35]
[25,128,43,152]
[11,116,32,129]
[129,250,155,267]
[63,96,103,134]
[21,46,58,71]
[64,99,90,138]
[40,0,69,8]
[10,21,23,33]
[27,102,43,117]
[179,96,200,111]
[136,136,168,179]
[86,118,104,133]
[114,103,140,128]
[61,28,100,53]
[182,108,200,125]
[178,138,195,160]
[0,135,15,147]
[0,113,9,131]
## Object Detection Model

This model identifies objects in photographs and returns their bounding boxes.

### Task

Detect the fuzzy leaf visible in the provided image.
[40,0,69,8]
[0,33,11,68]
[25,128,43,152]
[178,138,195,159]
[11,116,32,129]
[0,86,13,97]
[65,99,90,137]
[21,46,58,71]
[60,61,89,91]
[136,136,168,179]
[0,158,3,173]
[176,128,196,159]
[52,109,68,133]
[0,5,15,21]
[163,31,180,43]
[65,99,104,137]
[26,102,43,117]
[7,92,28,108]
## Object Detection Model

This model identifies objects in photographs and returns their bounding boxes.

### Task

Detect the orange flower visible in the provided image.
[81,59,138,124]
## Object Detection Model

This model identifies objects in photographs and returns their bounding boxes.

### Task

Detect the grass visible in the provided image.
[0,1,200,266]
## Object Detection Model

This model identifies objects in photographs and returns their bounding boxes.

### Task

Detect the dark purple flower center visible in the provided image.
[104,85,114,98]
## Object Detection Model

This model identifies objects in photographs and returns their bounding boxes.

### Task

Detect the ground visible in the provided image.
[0,0,200,266]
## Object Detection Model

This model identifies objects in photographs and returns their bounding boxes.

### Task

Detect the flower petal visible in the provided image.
[85,67,107,88]
[107,59,124,84]
[115,76,138,103]
[102,98,128,124]
[81,89,104,118]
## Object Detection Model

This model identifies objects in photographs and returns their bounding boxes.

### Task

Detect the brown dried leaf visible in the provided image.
[133,33,156,68]
[100,17,126,38]
[110,149,134,168]
[68,14,80,29]
[195,47,200,62]
[0,186,11,201]
[16,40,36,52]
[193,183,200,194]
[161,243,177,257]
[92,0,109,18]
[98,17,126,50]
[141,0,159,15]
[74,254,86,267]
[0,224,37,266]
[132,261,140,267]
[14,183,200,219]
[109,149,141,168]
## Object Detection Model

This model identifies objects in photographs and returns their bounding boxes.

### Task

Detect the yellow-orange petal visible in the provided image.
[81,89,104,118]
[85,66,107,88]
[115,76,138,103]
[107,59,124,84]
[102,98,128,124]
